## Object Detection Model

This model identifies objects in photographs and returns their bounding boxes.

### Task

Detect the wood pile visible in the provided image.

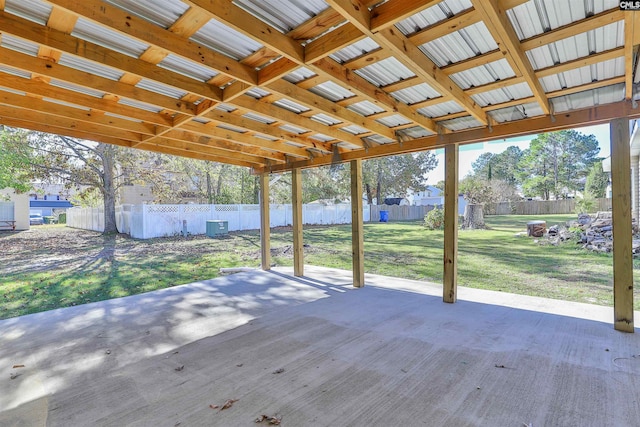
[572,212,640,256]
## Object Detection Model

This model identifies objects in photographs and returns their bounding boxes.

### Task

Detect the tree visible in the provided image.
[584,160,609,198]
[362,152,438,204]
[471,146,523,185]
[518,130,599,200]
[0,128,32,193]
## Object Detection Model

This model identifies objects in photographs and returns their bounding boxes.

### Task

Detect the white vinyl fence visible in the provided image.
[68,203,371,239]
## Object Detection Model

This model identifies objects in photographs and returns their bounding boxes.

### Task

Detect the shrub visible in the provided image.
[424,207,445,230]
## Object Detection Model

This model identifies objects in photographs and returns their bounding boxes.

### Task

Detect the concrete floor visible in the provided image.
[1,266,639,426]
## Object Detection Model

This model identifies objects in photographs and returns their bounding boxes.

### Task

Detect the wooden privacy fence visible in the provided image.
[485,198,612,215]
[370,204,436,222]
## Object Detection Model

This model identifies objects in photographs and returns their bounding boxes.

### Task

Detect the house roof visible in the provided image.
[0,0,638,173]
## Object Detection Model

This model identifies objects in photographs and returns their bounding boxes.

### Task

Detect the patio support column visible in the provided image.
[610,118,634,332]
[351,159,365,288]
[292,167,304,276]
[259,172,271,271]
[631,156,639,223]
[443,143,459,303]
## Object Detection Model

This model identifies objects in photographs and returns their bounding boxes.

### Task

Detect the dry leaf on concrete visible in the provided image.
[220,399,238,410]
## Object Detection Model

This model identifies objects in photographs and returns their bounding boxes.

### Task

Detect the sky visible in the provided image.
[425,123,611,184]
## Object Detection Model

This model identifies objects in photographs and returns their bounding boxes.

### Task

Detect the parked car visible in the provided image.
[29,214,44,225]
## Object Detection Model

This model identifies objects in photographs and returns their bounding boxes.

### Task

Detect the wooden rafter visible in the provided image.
[472,0,550,115]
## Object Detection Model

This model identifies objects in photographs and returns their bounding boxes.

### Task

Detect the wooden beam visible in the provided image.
[262,100,640,172]
[46,0,258,84]
[442,49,506,75]
[610,118,634,332]
[187,0,304,63]
[408,8,481,46]
[0,10,222,101]
[625,13,635,99]
[0,46,196,115]
[0,73,173,126]
[292,168,304,276]
[259,172,271,271]
[325,0,487,124]
[370,0,442,32]
[520,8,624,52]
[266,79,394,141]
[464,76,526,95]
[443,143,458,303]
[312,58,438,132]
[472,0,550,114]
[351,159,364,288]
[305,22,366,63]
[175,122,311,158]
[229,95,363,150]
[203,107,335,152]
[535,47,624,78]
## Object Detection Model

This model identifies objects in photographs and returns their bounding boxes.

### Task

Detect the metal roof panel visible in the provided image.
[4,0,51,25]
[191,18,264,61]
[104,0,188,29]
[551,83,624,112]
[135,79,187,99]
[348,101,386,116]
[58,53,124,81]
[419,22,498,67]
[449,59,516,89]
[72,17,149,58]
[395,0,473,35]
[330,38,380,63]
[417,100,465,118]
[355,57,416,87]
[391,83,441,104]
[158,54,219,82]
[234,0,328,34]
[0,33,40,56]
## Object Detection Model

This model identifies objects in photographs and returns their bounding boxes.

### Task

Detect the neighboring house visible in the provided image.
[408,186,467,215]
[29,198,74,217]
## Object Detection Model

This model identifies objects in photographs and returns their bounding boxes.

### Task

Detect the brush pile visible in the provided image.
[545,212,640,255]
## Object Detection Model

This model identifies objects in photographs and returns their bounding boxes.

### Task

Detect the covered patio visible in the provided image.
[2,266,639,425]
[1,0,640,423]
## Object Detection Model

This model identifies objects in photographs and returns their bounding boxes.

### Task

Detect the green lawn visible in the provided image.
[1,214,637,320]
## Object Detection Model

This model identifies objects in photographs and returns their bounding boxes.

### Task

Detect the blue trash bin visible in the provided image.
[379,210,389,222]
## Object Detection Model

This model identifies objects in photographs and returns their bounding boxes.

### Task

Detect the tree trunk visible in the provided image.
[101,144,118,234]
[463,203,485,229]
[365,183,373,205]
[206,168,213,204]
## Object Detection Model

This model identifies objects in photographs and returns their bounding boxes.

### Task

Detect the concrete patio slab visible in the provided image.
[1,266,639,426]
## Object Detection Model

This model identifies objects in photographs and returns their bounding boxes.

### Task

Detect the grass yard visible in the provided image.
[1,214,638,320]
